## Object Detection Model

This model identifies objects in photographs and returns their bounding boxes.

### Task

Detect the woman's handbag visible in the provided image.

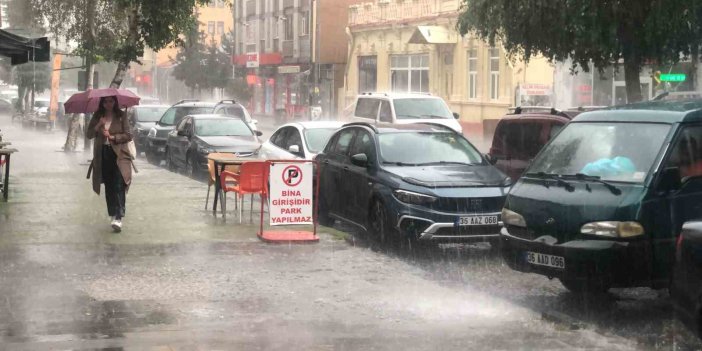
[126,140,137,160]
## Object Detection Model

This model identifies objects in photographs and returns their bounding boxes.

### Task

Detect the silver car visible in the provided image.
[259,121,344,160]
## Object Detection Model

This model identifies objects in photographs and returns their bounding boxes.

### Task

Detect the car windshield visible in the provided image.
[135,107,168,122]
[34,100,50,108]
[195,119,253,137]
[378,132,483,165]
[393,98,452,120]
[304,128,337,153]
[161,106,212,125]
[528,122,671,183]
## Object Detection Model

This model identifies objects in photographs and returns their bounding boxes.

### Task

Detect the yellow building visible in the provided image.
[156,1,234,67]
[345,0,554,145]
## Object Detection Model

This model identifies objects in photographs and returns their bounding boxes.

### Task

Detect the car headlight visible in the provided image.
[198,145,216,154]
[148,128,156,138]
[580,221,644,238]
[502,208,526,227]
[393,189,437,205]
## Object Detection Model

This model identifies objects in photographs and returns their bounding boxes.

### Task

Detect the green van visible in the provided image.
[500,100,702,292]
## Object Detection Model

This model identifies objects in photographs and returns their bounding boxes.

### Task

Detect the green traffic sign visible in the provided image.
[660,74,687,82]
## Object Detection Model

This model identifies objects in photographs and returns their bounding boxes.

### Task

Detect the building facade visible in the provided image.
[145,1,234,101]
[233,0,363,118]
[345,0,554,144]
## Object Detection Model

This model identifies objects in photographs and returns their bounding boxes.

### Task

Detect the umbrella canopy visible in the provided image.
[64,88,141,114]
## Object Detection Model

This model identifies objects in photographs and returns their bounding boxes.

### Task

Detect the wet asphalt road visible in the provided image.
[0,114,701,350]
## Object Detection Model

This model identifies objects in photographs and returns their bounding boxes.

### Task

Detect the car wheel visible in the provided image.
[368,199,390,244]
[317,194,335,227]
[186,155,198,179]
[165,149,176,172]
[145,149,159,165]
[559,278,610,295]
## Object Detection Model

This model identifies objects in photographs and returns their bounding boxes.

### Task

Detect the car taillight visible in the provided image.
[676,234,684,262]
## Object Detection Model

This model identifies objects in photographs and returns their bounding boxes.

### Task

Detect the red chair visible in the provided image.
[219,161,268,222]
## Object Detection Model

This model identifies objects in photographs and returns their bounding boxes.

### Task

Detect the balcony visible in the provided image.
[349,0,460,27]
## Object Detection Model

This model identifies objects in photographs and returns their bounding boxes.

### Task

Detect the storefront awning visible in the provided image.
[0,29,50,65]
[408,26,458,45]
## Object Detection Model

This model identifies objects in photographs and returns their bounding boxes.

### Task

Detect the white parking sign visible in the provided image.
[269,162,313,226]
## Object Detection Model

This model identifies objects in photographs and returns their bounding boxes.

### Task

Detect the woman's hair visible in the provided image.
[95,96,124,118]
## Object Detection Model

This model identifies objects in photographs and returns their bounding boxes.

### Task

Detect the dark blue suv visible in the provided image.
[316,122,511,244]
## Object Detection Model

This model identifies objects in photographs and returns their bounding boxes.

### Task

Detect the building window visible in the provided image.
[300,11,309,36]
[468,49,477,99]
[358,56,377,93]
[246,44,256,53]
[218,0,225,7]
[217,21,224,35]
[208,21,215,35]
[390,54,429,93]
[284,9,293,40]
[260,39,265,53]
[489,47,500,100]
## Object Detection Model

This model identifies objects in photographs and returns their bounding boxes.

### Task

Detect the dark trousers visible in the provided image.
[102,145,126,219]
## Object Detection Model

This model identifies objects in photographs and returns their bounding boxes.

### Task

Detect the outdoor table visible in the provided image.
[207,153,266,213]
[0,148,18,201]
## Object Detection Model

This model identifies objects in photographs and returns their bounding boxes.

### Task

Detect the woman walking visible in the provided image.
[86,96,133,232]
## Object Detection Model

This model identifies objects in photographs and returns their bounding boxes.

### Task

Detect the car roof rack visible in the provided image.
[360,92,389,97]
[342,122,379,132]
[174,99,200,105]
[216,99,238,105]
[512,106,571,118]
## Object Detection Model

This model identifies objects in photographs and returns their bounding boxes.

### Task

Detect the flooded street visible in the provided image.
[0,114,699,350]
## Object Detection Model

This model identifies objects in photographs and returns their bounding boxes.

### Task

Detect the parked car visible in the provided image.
[33,98,50,117]
[146,100,217,165]
[0,98,13,114]
[259,121,344,160]
[350,92,463,133]
[316,122,511,244]
[500,99,702,293]
[129,104,169,155]
[213,99,258,131]
[165,115,262,177]
[139,96,161,105]
[672,221,702,338]
[488,108,573,180]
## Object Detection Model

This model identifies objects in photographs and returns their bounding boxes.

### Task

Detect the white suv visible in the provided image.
[350,93,462,133]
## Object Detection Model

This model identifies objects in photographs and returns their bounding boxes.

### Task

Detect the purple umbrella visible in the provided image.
[64,88,141,114]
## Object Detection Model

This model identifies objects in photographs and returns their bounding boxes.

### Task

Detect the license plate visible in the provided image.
[157,147,165,152]
[526,251,565,269]
[457,215,499,226]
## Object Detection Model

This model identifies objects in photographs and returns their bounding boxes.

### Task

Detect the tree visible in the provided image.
[172,21,208,94]
[457,0,702,103]
[13,61,51,112]
[30,0,212,88]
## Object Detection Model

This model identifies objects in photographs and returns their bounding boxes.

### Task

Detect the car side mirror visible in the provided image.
[351,153,369,167]
[658,167,682,193]
[453,112,460,120]
[485,153,497,165]
[255,131,263,137]
[288,144,301,154]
